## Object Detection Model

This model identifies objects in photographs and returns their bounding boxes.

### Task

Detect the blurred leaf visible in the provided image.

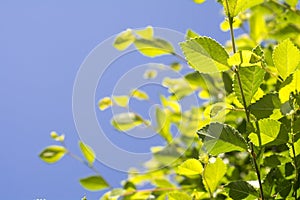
[79,141,95,167]
[156,108,172,143]
[220,17,242,32]
[223,0,264,17]
[39,145,66,164]
[167,191,192,200]
[279,70,300,103]
[193,0,205,4]
[50,131,65,142]
[186,29,200,39]
[143,69,157,79]
[162,77,194,99]
[233,66,265,106]
[79,175,109,191]
[170,62,182,71]
[203,157,227,193]
[130,89,149,100]
[111,112,144,131]
[273,39,300,80]
[113,29,135,51]
[197,123,248,155]
[177,158,203,176]
[98,97,113,111]
[135,26,153,39]
[225,181,259,200]
[160,95,181,113]
[134,38,174,57]
[113,96,129,107]
[249,7,267,42]
[152,178,175,188]
[180,37,230,73]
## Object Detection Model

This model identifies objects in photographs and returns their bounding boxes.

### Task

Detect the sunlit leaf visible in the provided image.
[111,112,144,131]
[79,175,109,191]
[203,157,227,193]
[152,178,175,188]
[223,0,264,17]
[160,95,181,113]
[193,0,206,4]
[170,62,182,71]
[134,38,174,57]
[113,96,129,107]
[162,77,194,99]
[177,158,203,176]
[39,145,66,164]
[197,123,248,155]
[180,37,230,73]
[79,141,95,166]
[156,108,172,143]
[98,97,113,111]
[143,69,157,79]
[50,131,65,142]
[273,39,300,80]
[135,26,153,39]
[220,17,242,32]
[167,191,192,200]
[130,89,149,100]
[228,50,261,67]
[113,29,135,51]
[279,70,300,103]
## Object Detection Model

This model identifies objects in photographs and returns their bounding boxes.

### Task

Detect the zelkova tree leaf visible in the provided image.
[156,108,172,143]
[203,157,227,194]
[180,37,230,73]
[223,0,264,17]
[167,192,192,200]
[233,66,265,106]
[112,96,129,107]
[186,29,200,39]
[197,123,248,156]
[227,50,261,67]
[225,181,259,200]
[79,141,95,167]
[279,69,300,103]
[79,175,109,191]
[193,0,206,4]
[39,145,67,164]
[135,26,153,39]
[113,29,135,51]
[273,39,300,80]
[98,97,113,111]
[111,112,144,131]
[130,89,149,100]
[134,38,174,57]
[177,159,204,176]
[248,119,287,146]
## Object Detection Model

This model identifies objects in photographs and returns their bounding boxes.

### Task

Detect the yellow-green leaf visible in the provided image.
[223,0,264,17]
[98,97,113,111]
[177,159,204,176]
[111,112,144,131]
[186,29,200,39]
[113,96,129,107]
[273,39,300,80]
[203,157,227,193]
[79,175,109,191]
[193,0,206,4]
[143,69,157,79]
[167,192,192,200]
[134,38,174,57]
[113,29,135,51]
[279,70,300,103]
[79,141,95,166]
[130,89,149,100]
[156,108,172,143]
[170,62,182,71]
[220,17,242,32]
[135,26,153,39]
[39,145,66,164]
[228,50,261,67]
[50,131,65,142]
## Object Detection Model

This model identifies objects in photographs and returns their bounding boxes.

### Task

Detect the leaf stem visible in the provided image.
[224,1,264,199]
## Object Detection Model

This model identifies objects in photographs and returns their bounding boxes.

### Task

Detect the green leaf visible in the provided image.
[39,145,66,164]
[50,131,65,142]
[156,108,172,143]
[203,157,227,193]
[152,145,182,166]
[134,38,174,57]
[111,112,144,131]
[152,178,175,188]
[162,77,194,99]
[112,96,129,107]
[130,89,149,100]
[167,192,192,200]
[225,181,259,200]
[113,29,135,51]
[160,95,181,113]
[197,123,248,156]
[180,37,230,73]
[170,62,182,71]
[249,93,281,120]
[290,139,300,157]
[279,70,300,103]
[135,26,153,39]
[233,66,265,106]
[177,159,204,176]
[249,7,267,42]
[248,119,285,146]
[98,97,113,111]
[79,141,95,167]
[193,0,206,4]
[186,29,200,39]
[228,50,261,67]
[273,39,300,80]
[285,0,298,7]
[79,175,109,191]
[223,0,264,17]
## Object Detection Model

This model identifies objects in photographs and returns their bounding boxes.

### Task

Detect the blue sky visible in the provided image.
[0,1,229,199]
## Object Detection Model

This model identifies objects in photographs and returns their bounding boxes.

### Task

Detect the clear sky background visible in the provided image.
[0,1,230,199]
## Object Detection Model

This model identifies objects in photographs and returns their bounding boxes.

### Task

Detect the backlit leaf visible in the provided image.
[111,112,144,131]
[130,89,149,100]
[79,141,95,166]
[134,38,174,57]
[135,26,153,39]
[180,37,230,73]
[79,175,109,191]
[167,192,192,200]
[223,0,264,17]
[193,0,206,4]
[143,69,157,79]
[228,50,261,67]
[98,97,113,111]
[113,96,129,107]
[39,145,66,164]
[50,131,65,142]
[273,39,300,80]
[197,123,248,156]
[156,108,172,143]
[279,70,300,103]
[113,29,135,51]
[177,158,203,176]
